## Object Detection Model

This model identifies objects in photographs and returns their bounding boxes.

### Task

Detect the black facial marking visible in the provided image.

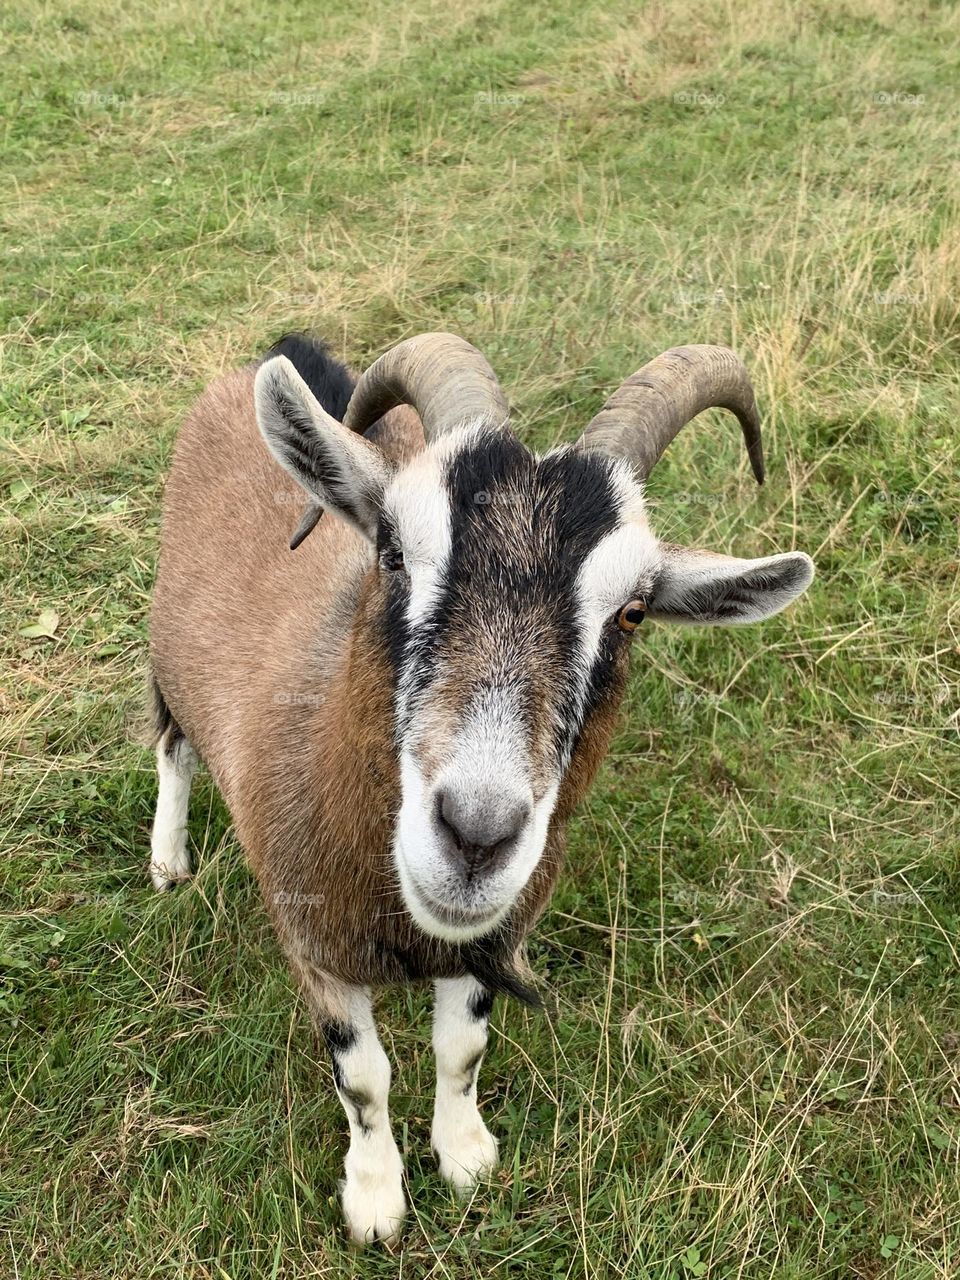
[396,430,623,761]
[377,513,412,682]
[576,624,621,735]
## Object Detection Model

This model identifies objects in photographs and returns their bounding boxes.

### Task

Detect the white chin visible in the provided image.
[395,853,508,943]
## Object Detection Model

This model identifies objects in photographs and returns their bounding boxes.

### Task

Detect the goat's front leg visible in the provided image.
[149,726,197,890]
[432,975,498,1191]
[296,967,405,1244]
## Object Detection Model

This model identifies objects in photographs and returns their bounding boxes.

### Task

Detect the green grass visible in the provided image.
[2,0,959,1275]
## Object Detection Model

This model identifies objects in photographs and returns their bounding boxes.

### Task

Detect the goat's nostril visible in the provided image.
[499,800,531,847]
[436,789,465,852]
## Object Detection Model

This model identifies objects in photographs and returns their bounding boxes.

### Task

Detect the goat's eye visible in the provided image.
[381,549,405,573]
[617,599,646,633]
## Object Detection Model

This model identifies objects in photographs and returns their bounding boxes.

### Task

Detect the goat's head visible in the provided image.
[254,335,814,943]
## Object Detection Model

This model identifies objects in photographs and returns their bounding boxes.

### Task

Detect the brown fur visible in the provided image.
[150,366,629,989]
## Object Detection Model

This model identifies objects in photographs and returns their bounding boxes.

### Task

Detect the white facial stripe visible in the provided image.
[383,449,452,628]
[382,420,498,602]
[554,515,660,760]
[443,687,531,791]
[384,423,504,732]
[576,518,660,629]
[608,456,649,523]
[383,446,452,733]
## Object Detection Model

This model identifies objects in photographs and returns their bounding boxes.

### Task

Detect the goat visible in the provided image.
[148,332,814,1243]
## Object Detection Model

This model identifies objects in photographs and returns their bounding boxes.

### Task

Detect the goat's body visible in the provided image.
[147,341,595,1238]
[147,334,813,1243]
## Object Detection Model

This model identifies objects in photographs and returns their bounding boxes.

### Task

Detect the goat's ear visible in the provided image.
[254,355,391,541]
[648,545,814,625]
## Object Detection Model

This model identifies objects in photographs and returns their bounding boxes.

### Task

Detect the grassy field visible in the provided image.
[2,0,959,1275]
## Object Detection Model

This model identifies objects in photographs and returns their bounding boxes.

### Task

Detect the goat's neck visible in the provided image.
[318,581,400,839]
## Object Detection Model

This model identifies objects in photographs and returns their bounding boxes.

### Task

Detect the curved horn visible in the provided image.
[342,332,509,440]
[577,345,765,484]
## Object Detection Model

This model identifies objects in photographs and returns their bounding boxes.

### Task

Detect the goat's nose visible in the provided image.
[435,788,530,876]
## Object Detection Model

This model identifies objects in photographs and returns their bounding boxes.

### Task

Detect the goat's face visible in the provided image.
[256,356,814,943]
[378,427,652,940]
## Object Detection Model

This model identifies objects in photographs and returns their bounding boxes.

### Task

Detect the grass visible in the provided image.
[2,0,959,1275]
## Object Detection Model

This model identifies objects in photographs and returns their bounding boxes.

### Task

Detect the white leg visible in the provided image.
[296,969,405,1245]
[149,733,196,890]
[432,975,498,1191]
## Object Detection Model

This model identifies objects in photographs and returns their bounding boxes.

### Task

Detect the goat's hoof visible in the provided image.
[433,1120,499,1192]
[149,849,192,892]
[341,1159,406,1246]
